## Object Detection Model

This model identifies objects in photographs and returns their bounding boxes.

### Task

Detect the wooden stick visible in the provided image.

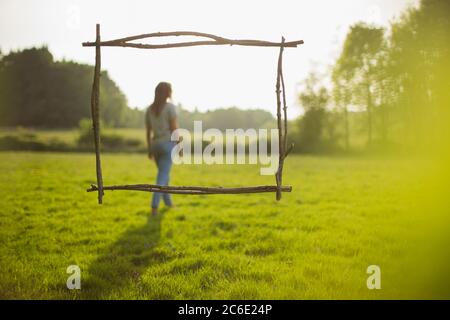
[84,31,302,46]
[90,24,104,204]
[285,143,295,158]
[279,44,289,157]
[96,31,229,44]
[275,37,285,201]
[82,40,304,49]
[82,31,304,49]
[87,184,292,195]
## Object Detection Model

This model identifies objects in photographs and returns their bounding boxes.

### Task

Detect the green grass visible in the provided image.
[0,152,428,299]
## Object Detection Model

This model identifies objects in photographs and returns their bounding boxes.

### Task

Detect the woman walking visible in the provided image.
[146,82,178,215]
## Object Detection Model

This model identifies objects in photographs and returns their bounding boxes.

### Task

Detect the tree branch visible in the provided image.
[82,31,304,49]
[87,184,292,195]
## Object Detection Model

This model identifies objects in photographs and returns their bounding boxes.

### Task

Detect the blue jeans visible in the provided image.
[151,140,174,209]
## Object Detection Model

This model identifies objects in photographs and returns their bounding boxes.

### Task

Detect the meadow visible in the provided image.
[0,151,431,299]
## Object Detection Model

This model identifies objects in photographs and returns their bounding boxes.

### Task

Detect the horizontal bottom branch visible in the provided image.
[86,184,292,195]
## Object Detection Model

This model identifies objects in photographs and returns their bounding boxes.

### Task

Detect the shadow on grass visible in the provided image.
[82,209,168,299]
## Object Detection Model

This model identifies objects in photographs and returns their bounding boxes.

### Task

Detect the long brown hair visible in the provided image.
[150,82,172,116]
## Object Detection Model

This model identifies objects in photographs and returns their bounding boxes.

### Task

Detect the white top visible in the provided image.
[146,102,177,142]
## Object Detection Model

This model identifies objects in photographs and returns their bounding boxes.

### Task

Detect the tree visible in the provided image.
[0,47,133,128]
[297,72,332,153]
[388,0,450,147]
[335,23,386,146]
[332,63,352,151]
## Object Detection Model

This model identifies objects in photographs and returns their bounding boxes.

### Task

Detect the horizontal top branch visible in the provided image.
[82,30,304,49]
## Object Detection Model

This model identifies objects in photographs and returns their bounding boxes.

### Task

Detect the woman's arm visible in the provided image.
[169,116,183,157]
[170,117,182,143]
[169,117,178,134]
[146,109,153,159]
[146,126,152,150]
[168,103,178,135]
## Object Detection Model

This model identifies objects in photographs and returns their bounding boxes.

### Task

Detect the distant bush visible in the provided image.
[0,123,145,153]
[77,132,143,152]
[0,133,71,151]
[76,119,144,152]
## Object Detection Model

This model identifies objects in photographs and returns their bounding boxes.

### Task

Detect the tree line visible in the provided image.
[1,0,448,155]
[293,0,449,153]
[0,47,276,131]
[0,46,144,128]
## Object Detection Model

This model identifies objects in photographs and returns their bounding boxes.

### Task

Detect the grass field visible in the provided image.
[0,151,435,299]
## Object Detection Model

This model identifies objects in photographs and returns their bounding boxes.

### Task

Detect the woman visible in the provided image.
[146,82,178,216]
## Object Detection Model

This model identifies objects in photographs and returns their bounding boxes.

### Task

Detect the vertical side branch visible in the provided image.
[91,24,104,204]
[280,45,289,155]
[275,37,285,201]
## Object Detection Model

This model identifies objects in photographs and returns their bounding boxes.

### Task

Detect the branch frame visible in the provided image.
[82,25,303,204]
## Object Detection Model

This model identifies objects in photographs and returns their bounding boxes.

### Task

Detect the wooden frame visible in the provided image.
[82,24,303,204]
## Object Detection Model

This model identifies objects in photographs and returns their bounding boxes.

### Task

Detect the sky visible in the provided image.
[0,0,417,118]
